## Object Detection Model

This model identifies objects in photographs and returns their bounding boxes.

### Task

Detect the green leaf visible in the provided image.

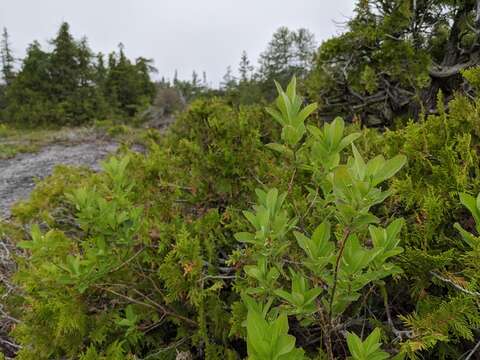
[372,155,406,185]
[338,132,361,152]
[235,232,256,244]
[454,222,480,248]
[296,103,318,123]
[459,192,480,226]
[328,117,345,149]
[352,144,366,180]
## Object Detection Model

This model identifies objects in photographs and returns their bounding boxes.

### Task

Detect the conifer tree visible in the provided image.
[292,28,316,75]
[221,66,236,91]
[49,22,80,100]
[192,70,200,88]
[4,41,53,126]
[258,26,293,83]
[307,0,480,125]
[238,50,253,83]
[104,44,156,116]
[202,71,208,88]
[0,27,15,85]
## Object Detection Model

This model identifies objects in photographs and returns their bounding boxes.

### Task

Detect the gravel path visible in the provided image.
[0,141,117,219]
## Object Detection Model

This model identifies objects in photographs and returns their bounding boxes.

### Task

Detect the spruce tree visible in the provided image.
[104,44,156,117]
[292,28,316,75]
[238,50,253,83]
[4,41,53,126]
[221,66,236,91]
[307,0,480,125]
[49,22,79,100]
[0,27,15,85]
[258,26,293,83]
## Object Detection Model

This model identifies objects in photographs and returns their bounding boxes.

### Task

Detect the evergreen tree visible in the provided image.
[95,52,107,89]
[1,27,15,85]
[49,22,80,100]
[258,27,316,98]
[220,66,237,91]
[202,71,208,88]
[258,26,294,83]
[307,0,480,125]
[173,69,179,86]
[292,28,316,75]
[238,50,253,83]
[2,22,155,126]
[4,41,53,126]
[191,70,200,88]
[104,44,156,117]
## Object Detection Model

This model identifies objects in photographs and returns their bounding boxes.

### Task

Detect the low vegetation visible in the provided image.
[0,76,479,359]
[2,1,480,359]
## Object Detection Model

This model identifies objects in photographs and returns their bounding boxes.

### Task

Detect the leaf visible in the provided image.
[296,103,318,123]
[346,332,363,359]
[454,223,480,249]
[372,155,407,185]
[328,117,345,149]
[286,76,297,99]
[338,132,361,152]
[459,192,480,226]
[266,107,285,126]
[266,143,293,157]
[235,232,256,244]
[351,144,366,180]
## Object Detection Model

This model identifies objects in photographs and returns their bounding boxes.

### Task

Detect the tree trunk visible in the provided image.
[423,6,470,113]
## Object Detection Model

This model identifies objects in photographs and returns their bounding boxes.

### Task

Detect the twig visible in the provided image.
[107,247,145,274]
[430,271,480,297]
[465,337,480,360]
[380,285,414,341]
[142,336,191,359]
[0,337,22,350]
[94,285,197,327]
[197,274,236,282]
[329,228,351,320]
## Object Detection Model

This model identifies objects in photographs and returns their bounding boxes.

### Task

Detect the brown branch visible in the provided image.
[328,228,351,320]
[94,285,198,327]
[107,247,145,274]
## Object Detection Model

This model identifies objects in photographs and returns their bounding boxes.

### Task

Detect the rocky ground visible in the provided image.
[0,140,118,219]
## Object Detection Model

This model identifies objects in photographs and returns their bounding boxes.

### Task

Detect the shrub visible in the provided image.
[3,79,480,359]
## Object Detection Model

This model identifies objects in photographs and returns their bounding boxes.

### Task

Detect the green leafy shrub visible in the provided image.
[236,78,407,359]
[4,77,480,359]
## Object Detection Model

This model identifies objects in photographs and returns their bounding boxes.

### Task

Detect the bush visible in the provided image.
[3,80,480,359]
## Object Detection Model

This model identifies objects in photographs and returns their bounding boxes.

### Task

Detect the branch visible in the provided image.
[429,59,478,78]
[430,271,480,297]
[329,228,351,320]
[465,337,480,360]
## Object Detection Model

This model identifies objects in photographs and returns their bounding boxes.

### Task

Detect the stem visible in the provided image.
[317,300,334,360]
[465,337,480,360]
[381,284,413,340]
[287,146,298,195]
[328,228,351,320]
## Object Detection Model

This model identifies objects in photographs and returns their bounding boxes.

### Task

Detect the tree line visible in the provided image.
[3,0,480,128]
[0,22,156,127]
[157,0,480,128]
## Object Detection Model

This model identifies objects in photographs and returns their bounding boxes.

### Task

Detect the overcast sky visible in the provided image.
[0,0,355,87]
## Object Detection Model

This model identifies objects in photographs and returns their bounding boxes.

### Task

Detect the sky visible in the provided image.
[0,0,356,87]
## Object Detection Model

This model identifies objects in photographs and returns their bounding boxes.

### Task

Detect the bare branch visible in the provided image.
[430,271,480,297]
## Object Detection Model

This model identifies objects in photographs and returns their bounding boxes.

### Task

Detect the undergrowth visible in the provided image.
[1,80,480,359]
